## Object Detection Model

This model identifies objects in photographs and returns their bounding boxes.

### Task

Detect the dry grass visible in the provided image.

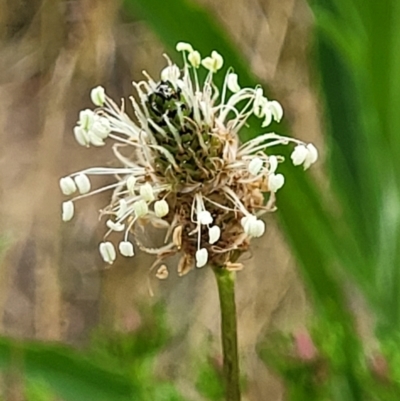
[0,0,321,399]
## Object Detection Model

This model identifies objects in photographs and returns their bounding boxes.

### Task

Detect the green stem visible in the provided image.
[212,266,241,401]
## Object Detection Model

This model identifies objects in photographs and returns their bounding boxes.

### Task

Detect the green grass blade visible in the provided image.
[311,0,400,328]
[0,337,136,401]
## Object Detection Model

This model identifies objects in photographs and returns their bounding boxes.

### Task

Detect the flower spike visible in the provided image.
[60,42,317,274]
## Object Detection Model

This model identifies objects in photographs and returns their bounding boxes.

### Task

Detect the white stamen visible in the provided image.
[201,51,224,73]
[62,201,74,222]
[161,65,180,85]
[119,241,134,257]
[269,100,283,122]
[126,176,136,194]
[154,200,169,217]
[59,177,77,195]
[74,126,90,147]
[91,117,111,139]
[208,226,221,244]
[106,220,125,232]
[88,131,105,147]
[140,183,155,202]
[79,109,95,131]
[211,51,224,70]
[241,215,265,238]
[198,210,213,225]
[248,157,263,176]
[196,248,208,268]
[132,199,148,218]
[176,42,193,52]
[268,155,278,174]
[188,51,201,68]
[304,144,318,170]
[252,220,265,237]
[90,86,106,107]
[268,173,285,193]
[261,108,273,128]
[74,174,91,194]
[227,73,240,93]
[117,199,128,219]
[99,242,116,264]
[253,88,267,118]
[291,145,308,166]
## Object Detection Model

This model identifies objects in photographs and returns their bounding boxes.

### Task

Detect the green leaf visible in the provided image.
[0,337,136,401]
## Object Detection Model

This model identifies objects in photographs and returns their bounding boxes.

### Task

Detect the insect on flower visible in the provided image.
[60,42,318,276]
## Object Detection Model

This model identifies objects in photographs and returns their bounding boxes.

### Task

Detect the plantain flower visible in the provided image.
[60,42,317,274]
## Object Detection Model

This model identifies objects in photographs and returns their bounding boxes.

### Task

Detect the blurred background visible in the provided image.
[0,0,399,400]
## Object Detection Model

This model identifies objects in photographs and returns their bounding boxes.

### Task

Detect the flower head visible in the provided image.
[60,43,317,276]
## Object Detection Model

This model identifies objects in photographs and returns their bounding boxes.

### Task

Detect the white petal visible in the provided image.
[106,220,125,232]
[90,86,106,107]
[198,210,213,225]
[62,201,74,222]
[303,143,319,170]
[208,226,221,244]
[176,42,193,52]
[268,173,285,193]
[268,100,283,122]
[74,174,91,194]
[227,73,240,93]
[291,145,308,166]
[99,242,116,264]
[154,200,169,217]
[140,183,155,202]
[74,126,90,147]
[268,155,278,174]
[188,51,201,68]
[196,248,208,268]
[59,177,77,195]
[119,241,134,257]
[132,200,148,218]
[248,157,263,176]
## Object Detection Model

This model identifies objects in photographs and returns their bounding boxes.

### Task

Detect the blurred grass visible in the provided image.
[0,336,136,401]
[311,0,400,331]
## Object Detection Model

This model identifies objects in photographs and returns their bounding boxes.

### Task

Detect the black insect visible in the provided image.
[147,81,181,119]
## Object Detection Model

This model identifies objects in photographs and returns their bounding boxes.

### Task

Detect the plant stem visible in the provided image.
[212,266,241,401]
